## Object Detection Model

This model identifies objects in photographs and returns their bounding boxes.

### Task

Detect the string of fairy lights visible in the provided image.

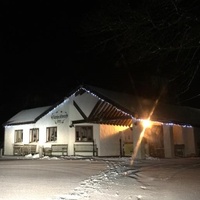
[5,86,192,128]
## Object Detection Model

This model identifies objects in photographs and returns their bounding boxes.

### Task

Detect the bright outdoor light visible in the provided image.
[142,119,151,128]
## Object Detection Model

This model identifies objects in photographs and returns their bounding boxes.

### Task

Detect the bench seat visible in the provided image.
[44,144,68,156]
[13,144,37,156]
[74,143,98,156]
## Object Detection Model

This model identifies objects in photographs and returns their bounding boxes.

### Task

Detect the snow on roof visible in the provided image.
[4,84,200,127]
[82,85,200,127]
[4,106,52,126]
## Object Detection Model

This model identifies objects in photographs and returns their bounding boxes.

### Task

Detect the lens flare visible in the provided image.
[130,97,160,166]
[142,119,151,128]
[130,125,147,165]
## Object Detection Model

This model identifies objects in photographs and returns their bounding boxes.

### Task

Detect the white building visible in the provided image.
[3,85,200,159]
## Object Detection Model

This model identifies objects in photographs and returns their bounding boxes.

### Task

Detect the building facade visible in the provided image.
[3,85,200,159]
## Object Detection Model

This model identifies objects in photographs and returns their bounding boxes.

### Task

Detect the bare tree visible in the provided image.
[76,0,200,105]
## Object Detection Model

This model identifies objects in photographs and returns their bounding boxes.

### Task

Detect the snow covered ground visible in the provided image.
[55,156,200,200]
[1,154,200,200]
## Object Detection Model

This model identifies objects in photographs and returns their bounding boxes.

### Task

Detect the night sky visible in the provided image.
[1,0,200,144]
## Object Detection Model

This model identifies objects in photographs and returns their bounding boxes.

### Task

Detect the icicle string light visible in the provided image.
[5,87,193,128]
[81,87,135,118]
[53,87,193,128]
[47,98,69,116]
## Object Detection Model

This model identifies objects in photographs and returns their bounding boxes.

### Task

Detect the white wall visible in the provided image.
[173,125,196,156]
[73,92,98,117]
[67,94,99,155]
[163,125,174,158]
[182,127,195,156]
[4,126,15,155]
[5,89,198,158]
[3,91,101,156]
[173,125,184,144]
[132,123,145,159]
[4,124,37,155]
[99,124,128,156]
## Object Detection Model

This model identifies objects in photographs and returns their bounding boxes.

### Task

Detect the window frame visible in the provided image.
[46,127,57,142]
[75,125,93,142]
[29,128,39,143]
[14,129,23,143]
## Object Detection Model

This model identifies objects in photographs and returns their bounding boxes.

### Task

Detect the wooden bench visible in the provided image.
[13,144,37,156]
[43,147,52,156]
[23,144,37,155]
[74,143,98,156]
[174,144,185,157]
[13,144,24,155]
[49,144,68,156]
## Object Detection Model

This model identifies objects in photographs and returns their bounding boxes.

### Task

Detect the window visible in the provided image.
[15,130,23,143]
[75,126,93,142]
[46,127,57,142]
[29,128,39,142]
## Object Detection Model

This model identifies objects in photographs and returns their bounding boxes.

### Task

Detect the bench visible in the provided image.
[13,144,37,156]
[43,147,52,156]
[74,143,98,156]
[13,144,24,155]
[44,144,68,156]
[174,144,185,157]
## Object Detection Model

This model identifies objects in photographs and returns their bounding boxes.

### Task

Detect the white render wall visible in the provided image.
[163,125,174,158]
[3,91,112,156]
[4,126,16,155]
[67,93,100,155]
[173,125,196,156]
[182,127,195,156]
[4,89,198,158]
[73,92,98,117]
[132,123,145,159]
[4,97,72,155]
[173,125,184,144]
[4,124,39,155]
[99,124,129,156]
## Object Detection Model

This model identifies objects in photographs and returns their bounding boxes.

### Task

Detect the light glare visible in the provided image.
[142,119,151,128]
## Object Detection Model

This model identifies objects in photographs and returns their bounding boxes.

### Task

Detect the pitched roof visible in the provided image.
[4,106,52,126]
[75,85,200,127]
[3,84,200,127]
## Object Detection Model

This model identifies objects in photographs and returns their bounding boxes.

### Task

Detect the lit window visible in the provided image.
[46,127,57,142]
[29,128,39,142]
[75,126,93,142]
[15,130,23,143]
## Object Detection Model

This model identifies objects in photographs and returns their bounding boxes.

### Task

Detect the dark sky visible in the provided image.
[1,0,200,141]
[1,1,130,114]
[2,2,86,110]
